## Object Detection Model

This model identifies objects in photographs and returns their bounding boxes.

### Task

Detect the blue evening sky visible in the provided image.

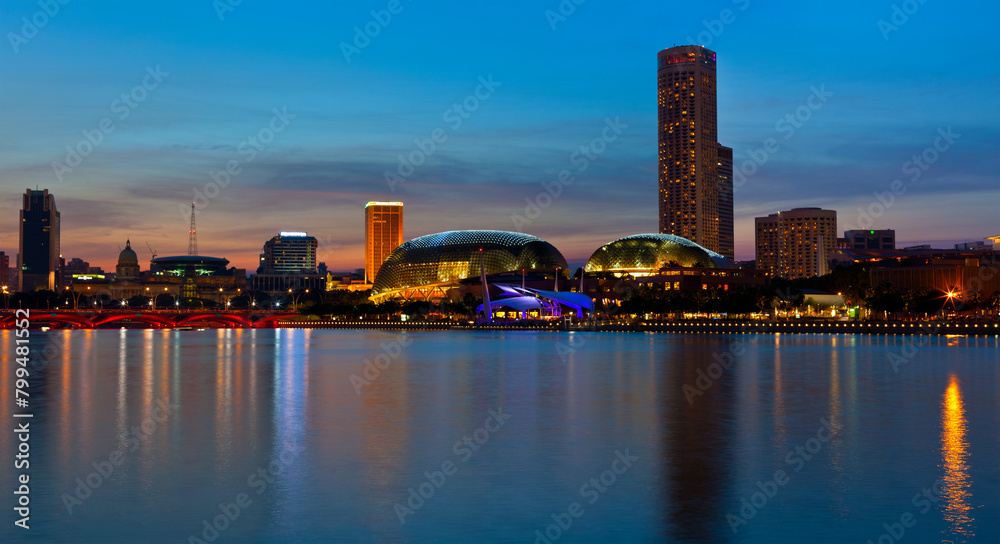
[0,0,997,271]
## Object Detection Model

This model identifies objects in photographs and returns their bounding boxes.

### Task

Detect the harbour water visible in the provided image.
[1,329,997,543]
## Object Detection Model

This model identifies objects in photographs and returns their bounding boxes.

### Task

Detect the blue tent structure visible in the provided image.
[477,284,594,319]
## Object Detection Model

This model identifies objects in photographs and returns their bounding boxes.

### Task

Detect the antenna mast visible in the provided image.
[187,202,198,255]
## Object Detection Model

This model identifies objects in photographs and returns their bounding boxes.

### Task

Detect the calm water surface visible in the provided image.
[1,329,997,543]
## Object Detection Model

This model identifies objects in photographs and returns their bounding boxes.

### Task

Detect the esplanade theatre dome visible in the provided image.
[372,230,568,299]
[585,234,733,275]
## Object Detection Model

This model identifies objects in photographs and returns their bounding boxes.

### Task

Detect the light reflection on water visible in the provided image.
[940,374,974,542]
[0,330,996,544]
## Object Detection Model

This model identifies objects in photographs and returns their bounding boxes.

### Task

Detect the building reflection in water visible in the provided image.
[661,337,734,543]
[940,373,974,542]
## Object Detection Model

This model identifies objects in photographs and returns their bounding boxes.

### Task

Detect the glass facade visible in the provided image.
[365,202,403,284]
[19,188,60,291]
[585,234,731,275]
[372,230,568,296]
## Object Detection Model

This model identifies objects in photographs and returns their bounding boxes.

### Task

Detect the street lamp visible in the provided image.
[291,288,309,311]
[2,285,11,310]
[65,286,84,310]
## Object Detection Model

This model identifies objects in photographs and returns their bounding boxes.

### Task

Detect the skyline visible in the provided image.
[1,1,998,273]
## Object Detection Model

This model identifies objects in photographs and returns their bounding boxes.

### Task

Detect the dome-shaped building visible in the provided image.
[371,230,568,301]
[116,239,140,279]
[585,234,733,276]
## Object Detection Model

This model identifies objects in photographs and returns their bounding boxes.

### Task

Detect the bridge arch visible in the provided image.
[175,313,253,329]
[253,314,299,328]
[92,313,174,329]
[1,313,94,329]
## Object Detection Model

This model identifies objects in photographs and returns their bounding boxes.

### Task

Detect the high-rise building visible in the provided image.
[365,201,403,284]
[658,45,719,253]
[717,144,734,260]
[755,208,837,279]
[18,188,60,291]
[257,232,318,274]
[844,229,895,251]
[0,252,9,289]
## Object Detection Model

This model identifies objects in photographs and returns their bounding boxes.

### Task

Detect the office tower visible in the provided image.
[257,232,318,274]
[843,229,895,251]
[658,45,719,253]
[0,252,8,289]
[755,208,837,279]
[365,201,403,284]
[18,188,60,291]
[717,144,734,260]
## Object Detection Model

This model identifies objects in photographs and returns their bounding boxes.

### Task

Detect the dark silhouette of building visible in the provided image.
[18,188,60,291]
[116,240,141,279]
[844,229,895,251]
[717,144,734,260]
[0,252,9,289]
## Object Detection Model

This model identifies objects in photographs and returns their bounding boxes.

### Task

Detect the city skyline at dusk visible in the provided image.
[1,1,997,273]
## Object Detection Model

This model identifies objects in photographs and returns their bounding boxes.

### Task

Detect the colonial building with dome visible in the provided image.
[68,240,245,308]
[116,240,141,280]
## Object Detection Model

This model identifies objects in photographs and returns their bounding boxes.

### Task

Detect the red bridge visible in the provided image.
[0,311,299,330]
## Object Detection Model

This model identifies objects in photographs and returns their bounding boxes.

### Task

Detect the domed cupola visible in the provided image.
[116,239,140,279]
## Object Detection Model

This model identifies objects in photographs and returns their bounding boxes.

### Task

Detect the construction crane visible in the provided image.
[145,241,157,260]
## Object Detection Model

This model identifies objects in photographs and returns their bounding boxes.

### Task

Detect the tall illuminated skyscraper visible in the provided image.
[365,201,403,284]
[18,188,60,291]
[658,45,719,253]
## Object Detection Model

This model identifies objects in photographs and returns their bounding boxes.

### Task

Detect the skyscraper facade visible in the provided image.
[18,188,60,291]
[0,252,9,290]
[658,45,719,253]
[257,232,318,274]
[365,201,403,284]
[717,143,734,260]
[755,208,837,279]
